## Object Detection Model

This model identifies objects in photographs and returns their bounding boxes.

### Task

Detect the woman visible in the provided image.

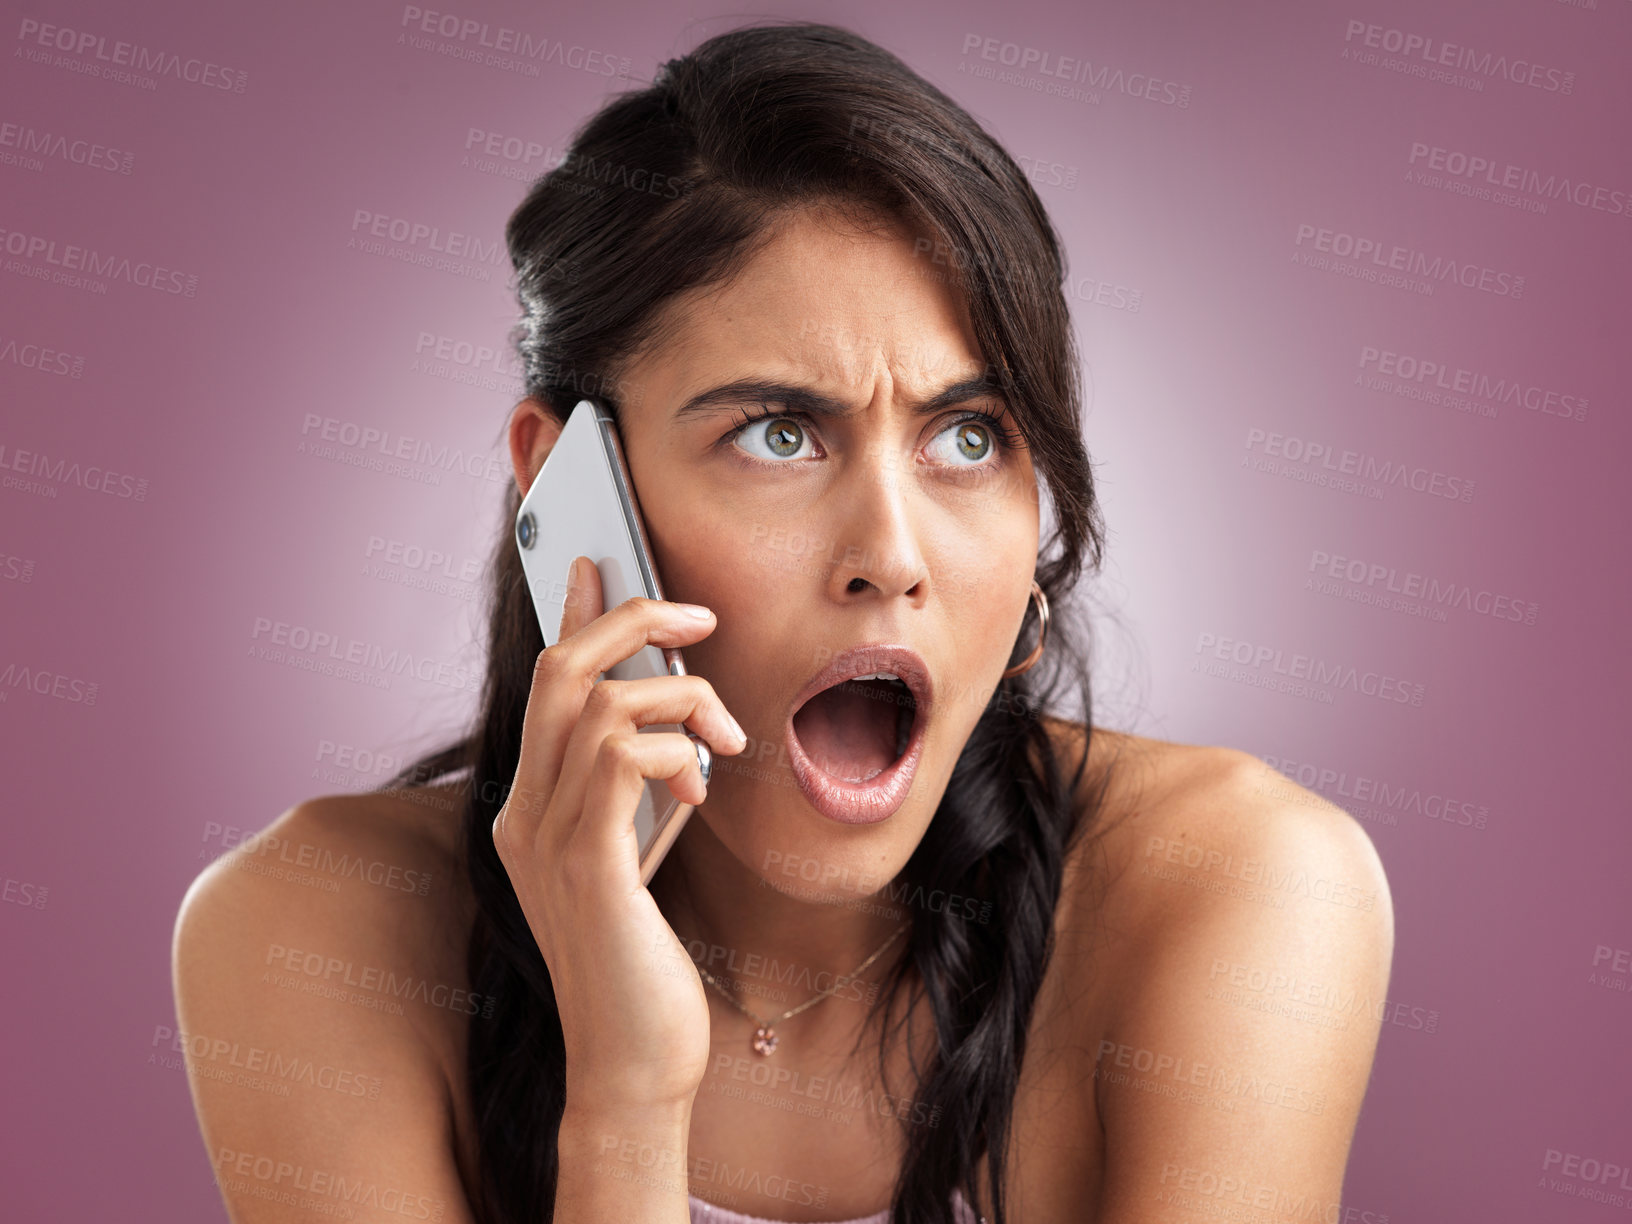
[173,22,1392,1224]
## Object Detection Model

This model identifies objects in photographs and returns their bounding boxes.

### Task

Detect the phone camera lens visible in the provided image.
[517,512,536,549]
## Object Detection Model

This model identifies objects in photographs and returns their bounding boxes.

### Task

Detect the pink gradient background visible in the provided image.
[2,0,1628,1218]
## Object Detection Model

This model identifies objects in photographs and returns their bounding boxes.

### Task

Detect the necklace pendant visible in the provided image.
[752,1026,779,1056]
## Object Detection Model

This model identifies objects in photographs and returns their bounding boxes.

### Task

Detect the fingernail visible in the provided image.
[676,603,713,620]
[727,713,747,745]
[566,558,580,588]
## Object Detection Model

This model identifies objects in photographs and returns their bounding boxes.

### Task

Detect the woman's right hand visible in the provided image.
[492,554,747,1113]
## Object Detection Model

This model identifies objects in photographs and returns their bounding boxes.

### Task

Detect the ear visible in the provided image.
[508,397,564,497]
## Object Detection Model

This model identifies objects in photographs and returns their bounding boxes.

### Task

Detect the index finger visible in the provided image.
[503,557,718,827]
[561,556,605,650]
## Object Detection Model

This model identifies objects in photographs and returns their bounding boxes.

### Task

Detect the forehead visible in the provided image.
[618,204,987,419]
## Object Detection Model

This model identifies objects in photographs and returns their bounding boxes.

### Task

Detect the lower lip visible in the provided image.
[784,705,926,825]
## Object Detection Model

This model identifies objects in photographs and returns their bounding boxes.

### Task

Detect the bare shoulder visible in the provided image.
[171,781,479,1220]
[1091,736,1391,947]
[1044,723,1393,973]
[172,778,475,1062]
[1041,724,1397,1218]
[174,780,472,984]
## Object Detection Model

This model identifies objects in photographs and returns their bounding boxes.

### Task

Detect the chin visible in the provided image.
[755,848,910,916]
[703,789,925,916]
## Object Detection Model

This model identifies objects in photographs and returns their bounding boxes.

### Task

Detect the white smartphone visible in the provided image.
[513,397,710,886]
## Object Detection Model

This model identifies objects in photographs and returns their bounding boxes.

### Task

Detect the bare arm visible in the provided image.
[172,800,481,1223]
[1090,751,1395,1223]
[173,798,712,1224]
[174,553,748,1224]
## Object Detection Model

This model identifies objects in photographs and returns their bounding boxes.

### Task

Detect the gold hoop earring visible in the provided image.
[1001,579,1050,678]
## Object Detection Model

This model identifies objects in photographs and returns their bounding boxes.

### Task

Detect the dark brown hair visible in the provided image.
[385,20,1114,1224]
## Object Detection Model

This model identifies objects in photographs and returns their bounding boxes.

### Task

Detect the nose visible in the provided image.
[825,444,930,607]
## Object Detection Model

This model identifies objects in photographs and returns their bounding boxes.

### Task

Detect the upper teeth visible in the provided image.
[853,672,901,682]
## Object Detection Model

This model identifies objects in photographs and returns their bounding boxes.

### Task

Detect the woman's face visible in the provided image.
[529,204,1040,903]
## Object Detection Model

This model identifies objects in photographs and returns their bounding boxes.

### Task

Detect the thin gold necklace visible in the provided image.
[689,922,909,1056]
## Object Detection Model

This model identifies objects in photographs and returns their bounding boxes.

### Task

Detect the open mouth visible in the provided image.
[784,646,931,825]
[791,672,917,783]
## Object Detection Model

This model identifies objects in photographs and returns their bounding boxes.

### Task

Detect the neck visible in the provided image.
[648,815,912,1029]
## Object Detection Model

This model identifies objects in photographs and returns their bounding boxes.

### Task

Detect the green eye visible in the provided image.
[926,418,996,465]
[955,423,990,461]
[725,408,1011,469]
[733,415,813,461]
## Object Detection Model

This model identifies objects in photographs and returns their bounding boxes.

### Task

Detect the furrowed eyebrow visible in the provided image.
[671,372,1006,420]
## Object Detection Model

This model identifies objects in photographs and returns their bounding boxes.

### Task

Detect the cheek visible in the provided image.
[650,513,788,629]
[931,507,1036,620]
[929,539,1037,732]
[637,497,732,609]
[640,515,807,745]
[930,463,1039,579]
[636,456,781,604]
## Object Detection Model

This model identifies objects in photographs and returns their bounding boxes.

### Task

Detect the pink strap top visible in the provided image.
[688,1186,981,1224]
